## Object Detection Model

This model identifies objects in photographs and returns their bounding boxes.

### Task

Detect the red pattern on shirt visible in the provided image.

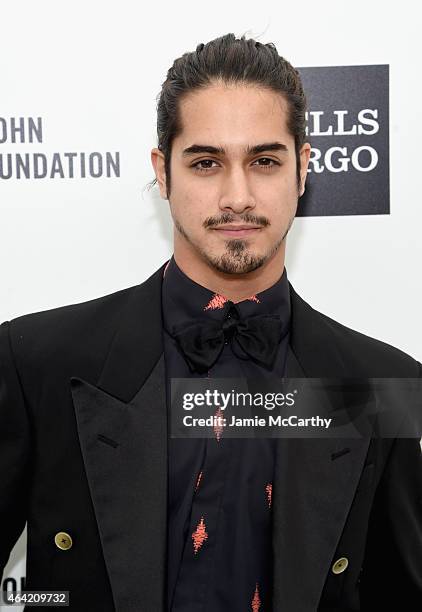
[192,516,208,554]
[195,471,203,491]
[251,582,261,611]
[204,294,228,311]
[204,293,261,311]
[213,406,225,442]
[266,483,272,508]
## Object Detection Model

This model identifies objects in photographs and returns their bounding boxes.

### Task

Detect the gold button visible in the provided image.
[54,532,73,550]
[332,557,348,574]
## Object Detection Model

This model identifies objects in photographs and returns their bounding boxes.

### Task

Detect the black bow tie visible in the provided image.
[170,302,287,373]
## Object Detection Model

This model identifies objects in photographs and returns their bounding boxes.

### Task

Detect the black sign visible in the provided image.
[297,64,389,216]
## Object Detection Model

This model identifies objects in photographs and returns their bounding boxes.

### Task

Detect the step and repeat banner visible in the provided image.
[1,1,421,608]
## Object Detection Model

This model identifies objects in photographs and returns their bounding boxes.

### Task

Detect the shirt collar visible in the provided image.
[161,255,291,335]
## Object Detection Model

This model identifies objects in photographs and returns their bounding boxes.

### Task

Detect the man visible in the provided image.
[0,33,421,611]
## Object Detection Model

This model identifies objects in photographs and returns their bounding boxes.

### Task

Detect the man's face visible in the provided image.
[152,82,310,275]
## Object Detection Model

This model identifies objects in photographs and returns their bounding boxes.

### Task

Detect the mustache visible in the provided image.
[204,212,270,228]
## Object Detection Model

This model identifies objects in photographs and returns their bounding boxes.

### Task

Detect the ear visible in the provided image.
[150,148,168,200]
[298,142,311,197]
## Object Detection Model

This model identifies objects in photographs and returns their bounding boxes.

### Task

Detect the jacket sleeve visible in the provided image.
[0,320,32,581]
[359,360,422,609]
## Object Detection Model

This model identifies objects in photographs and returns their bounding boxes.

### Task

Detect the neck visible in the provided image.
[173,241,286,303]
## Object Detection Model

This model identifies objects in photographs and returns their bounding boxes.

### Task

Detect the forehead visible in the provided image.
[175,83,291,150]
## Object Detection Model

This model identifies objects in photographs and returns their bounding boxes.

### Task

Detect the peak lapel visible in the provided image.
[271,284,373,611]
[70,262,168,611]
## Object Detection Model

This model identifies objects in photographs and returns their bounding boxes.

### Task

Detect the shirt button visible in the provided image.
[54,531,73,550]
[332,557,348,574]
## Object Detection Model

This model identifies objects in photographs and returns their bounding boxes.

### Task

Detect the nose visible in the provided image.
[218,167,256,214]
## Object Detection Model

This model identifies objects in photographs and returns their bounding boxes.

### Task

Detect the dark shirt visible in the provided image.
[161,255,291,611]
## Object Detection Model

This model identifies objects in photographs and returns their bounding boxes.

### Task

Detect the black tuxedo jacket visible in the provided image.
[1,261,421,611]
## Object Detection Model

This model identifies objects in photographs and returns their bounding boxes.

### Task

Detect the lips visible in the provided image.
[212,225,262,237]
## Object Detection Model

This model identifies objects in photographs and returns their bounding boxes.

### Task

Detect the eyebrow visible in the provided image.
[182,142,288,157]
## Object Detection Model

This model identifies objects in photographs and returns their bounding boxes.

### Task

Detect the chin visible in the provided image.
[202,248,269,275]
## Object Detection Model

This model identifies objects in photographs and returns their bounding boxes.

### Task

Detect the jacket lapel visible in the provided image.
[70,263,168,612]
[70,354,167,611]
[271,288,373,611]
[70,264,372,612]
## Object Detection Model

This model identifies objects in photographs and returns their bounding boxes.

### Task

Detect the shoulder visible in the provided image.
[5,284,133,356]
[289,284,421,378]
[320,308,420,376]
[2,262,166,377]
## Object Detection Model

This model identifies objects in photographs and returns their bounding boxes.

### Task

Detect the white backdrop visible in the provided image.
[1,0,421,606]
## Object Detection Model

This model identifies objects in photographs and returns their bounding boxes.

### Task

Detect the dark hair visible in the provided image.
[148,33,307,197]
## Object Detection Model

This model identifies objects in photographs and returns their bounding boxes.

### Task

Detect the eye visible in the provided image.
[191,159,219,173]
[252,157,281,170]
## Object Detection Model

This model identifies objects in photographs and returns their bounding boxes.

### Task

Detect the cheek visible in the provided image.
[178,191,213,223]
[170,196,202,229]
[256,172,296,201]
